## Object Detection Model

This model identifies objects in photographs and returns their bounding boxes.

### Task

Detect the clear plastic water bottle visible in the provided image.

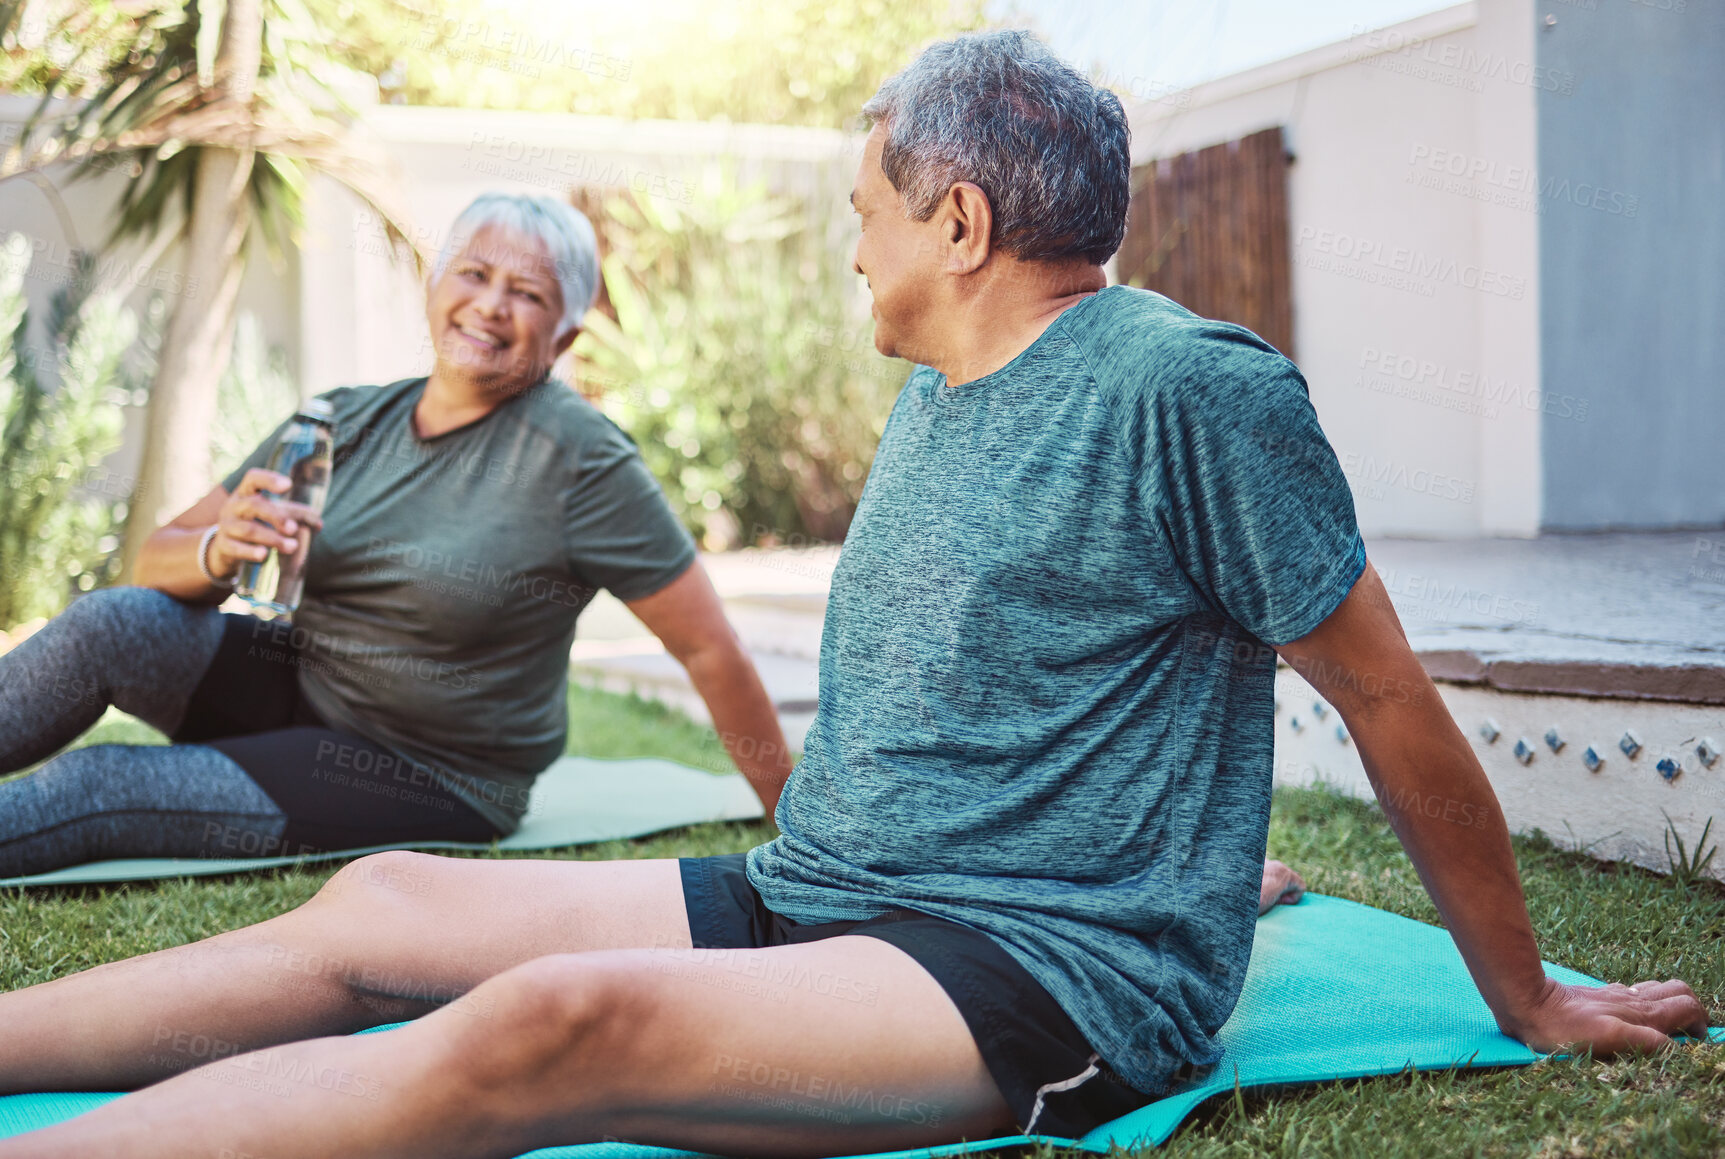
[234,398,336,620]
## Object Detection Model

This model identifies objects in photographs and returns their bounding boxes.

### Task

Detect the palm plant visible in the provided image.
[0,0,425,574]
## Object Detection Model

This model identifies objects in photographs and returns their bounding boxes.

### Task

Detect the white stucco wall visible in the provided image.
[1124,1,1545,539]
[296,109,863,399]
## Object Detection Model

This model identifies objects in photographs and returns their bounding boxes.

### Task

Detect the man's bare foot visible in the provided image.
[1259,859,1306,915]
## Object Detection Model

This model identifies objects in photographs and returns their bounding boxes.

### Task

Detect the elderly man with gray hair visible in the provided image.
[0,30,1703,1159]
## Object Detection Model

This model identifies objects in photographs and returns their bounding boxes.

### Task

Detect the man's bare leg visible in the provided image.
[0,852,692,1092]
[0,936,1018,1159]
[1,848,1303,1093]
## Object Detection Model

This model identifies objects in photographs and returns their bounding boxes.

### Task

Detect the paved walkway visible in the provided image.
[572,531,1725,749]
[572,547,837,748]
[1373,531,1725,702]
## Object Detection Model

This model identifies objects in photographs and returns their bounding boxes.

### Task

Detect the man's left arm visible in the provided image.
[1276,557,1709,1053]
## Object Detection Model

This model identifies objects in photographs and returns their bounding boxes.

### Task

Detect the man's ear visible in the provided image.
[553,326,581,358]
[941,181,994,275]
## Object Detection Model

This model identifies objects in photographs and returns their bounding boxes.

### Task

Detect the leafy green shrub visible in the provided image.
[574,175,905,548]
[0,234,140,628]
[0,225,299,632]
[210,309,301,482]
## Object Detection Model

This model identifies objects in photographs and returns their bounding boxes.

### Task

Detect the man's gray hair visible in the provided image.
[432,193,601,333]
[861,29,1130,266]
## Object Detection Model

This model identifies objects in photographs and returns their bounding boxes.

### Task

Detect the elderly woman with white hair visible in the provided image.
[0,192,791,873]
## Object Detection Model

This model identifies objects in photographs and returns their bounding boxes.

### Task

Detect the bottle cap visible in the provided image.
[296,397,336,425]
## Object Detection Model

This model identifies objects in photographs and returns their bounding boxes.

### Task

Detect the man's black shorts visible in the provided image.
[679,852,1164,1139]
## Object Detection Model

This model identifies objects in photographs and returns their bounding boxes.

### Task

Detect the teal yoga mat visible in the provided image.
[0,894,1717,1154]
[0,756,763,889]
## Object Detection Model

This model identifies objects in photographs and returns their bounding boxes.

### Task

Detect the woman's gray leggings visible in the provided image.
[0,587,289,877]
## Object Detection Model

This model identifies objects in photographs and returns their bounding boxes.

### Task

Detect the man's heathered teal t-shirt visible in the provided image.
[746,285,1367,1095]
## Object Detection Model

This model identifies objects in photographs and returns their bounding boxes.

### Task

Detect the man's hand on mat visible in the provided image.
[1258,859,1305,915]
[1507,977,1711,1055]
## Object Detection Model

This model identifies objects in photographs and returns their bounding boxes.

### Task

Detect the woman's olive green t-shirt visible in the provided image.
[222,376,696,833]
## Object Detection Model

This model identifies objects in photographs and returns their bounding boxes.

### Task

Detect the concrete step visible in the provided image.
[1369,531,1725,704]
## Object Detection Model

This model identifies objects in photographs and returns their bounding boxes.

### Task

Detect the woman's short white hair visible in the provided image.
[432,193,601,334]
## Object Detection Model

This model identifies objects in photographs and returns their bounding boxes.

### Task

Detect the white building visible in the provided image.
[1117,0,1722,536]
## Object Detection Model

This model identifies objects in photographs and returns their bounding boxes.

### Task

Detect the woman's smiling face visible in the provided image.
[425,224,574,391]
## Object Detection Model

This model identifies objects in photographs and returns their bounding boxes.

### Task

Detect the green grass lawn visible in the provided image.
[2,686,1722,1158]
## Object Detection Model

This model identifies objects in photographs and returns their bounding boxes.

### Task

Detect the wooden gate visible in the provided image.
[1116,126,1295,359]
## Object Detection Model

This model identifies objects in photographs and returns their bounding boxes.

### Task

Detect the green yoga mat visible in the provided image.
[0,894,1717,1155]
[0,756,763,889]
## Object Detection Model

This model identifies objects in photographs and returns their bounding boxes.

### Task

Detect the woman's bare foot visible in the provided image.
[1259,859,1306,915]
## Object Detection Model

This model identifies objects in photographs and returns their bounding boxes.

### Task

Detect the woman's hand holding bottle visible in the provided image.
[206,468,325,580]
